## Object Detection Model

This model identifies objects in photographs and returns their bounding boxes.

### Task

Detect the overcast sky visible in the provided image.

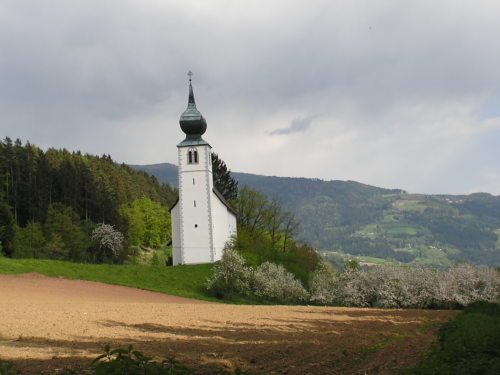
[1,0,499,194]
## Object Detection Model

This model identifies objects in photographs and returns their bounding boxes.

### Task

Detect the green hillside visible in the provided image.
[134,163,500,267]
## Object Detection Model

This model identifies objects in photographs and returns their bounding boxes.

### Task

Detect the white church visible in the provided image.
[170,75,237,265]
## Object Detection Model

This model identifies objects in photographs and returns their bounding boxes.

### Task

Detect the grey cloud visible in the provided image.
[1,0,500,194]
[269,115,317,135]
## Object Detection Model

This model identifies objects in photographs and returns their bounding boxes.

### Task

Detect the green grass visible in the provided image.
[0,257,217,302]
[410,245,453,267]
[356,256,389,265]
[383,223,418,237]
[356,224,378,238]
[393,197,429,213]
[400,302,500,375]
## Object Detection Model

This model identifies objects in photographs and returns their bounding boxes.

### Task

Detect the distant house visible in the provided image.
[169,76,237,265]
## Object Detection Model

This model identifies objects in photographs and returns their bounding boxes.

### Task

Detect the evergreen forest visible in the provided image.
[0,138,176,262]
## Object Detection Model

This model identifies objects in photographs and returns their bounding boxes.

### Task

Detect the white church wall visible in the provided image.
[177,144,214,264]
[171,203,182,265]
[212,193,230,261]
[228,210,237,237]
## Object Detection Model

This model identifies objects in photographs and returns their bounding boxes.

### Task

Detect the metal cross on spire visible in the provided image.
[187,70,193,82]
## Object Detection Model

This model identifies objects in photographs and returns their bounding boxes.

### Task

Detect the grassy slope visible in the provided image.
[400,302,500,375]
[0,257,216,302]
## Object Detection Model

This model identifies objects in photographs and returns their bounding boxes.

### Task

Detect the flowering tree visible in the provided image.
[207,245,252,298]
[333,263,499,309]
[253,262,309,303]
[90,224,124,263]
[207,244,308,303]
[309,261,339,305]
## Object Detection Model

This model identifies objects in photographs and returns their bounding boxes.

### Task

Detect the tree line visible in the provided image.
[0,138,175,261]
[0,138,315,273]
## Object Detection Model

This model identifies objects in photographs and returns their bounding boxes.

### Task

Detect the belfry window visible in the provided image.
[187,148,198,164]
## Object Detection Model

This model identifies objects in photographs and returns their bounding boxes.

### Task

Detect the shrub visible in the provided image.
[207,245,308,303]
[44,203,89,261]
[207,245,252,298]
[11,222,45,258]
[315,263,499,309]
[253,262,309,303]
[365,265,438,308]
[436,264,499,308]
[309,261,339,305]
[337,268,375,307]
[368,266,411,308]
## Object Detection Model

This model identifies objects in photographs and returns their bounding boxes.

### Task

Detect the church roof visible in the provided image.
[168,188,237,217]
[179,73,207,140]
[212,187,237,216]
[177,136,211,148]
[168,196,179,213]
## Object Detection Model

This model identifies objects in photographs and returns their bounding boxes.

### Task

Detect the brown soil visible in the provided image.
[0,274,455,374]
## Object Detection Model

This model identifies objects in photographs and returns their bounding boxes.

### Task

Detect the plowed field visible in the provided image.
[0,274,454,374]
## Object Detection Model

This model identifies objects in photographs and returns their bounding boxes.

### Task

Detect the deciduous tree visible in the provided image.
[90,223,124,263]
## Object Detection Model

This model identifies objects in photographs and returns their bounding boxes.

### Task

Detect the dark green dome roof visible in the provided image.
[179,81,207,137]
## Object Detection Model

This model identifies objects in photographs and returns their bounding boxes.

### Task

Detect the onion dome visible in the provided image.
[179,73,207,138]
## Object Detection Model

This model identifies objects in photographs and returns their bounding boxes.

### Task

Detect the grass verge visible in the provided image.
[0,257,217,302]
[400,301,500,375]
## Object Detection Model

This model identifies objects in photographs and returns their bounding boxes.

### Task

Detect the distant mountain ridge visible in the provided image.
[131,163,500,267]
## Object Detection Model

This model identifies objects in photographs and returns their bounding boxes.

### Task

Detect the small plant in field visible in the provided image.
[92,344,190,374]
[0,360,12,375]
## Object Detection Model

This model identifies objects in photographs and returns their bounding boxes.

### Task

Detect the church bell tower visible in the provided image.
[170,72,237,265]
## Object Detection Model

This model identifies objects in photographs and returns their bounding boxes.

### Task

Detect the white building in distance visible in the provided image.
[170,76,237,265]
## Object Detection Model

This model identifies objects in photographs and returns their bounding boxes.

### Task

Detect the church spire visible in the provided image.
[179,71,207,138]
[188,70,196,106]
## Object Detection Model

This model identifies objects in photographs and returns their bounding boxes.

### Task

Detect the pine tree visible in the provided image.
[211,153,238,201]
[0,202,14,256]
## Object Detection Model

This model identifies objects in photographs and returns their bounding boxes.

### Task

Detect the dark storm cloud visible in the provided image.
[269,115,316,135]
[0,0,499,194]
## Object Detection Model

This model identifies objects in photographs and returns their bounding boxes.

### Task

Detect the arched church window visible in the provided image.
[187,148,198,164]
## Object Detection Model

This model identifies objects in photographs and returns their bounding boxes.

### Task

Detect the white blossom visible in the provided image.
[90,223,124,261]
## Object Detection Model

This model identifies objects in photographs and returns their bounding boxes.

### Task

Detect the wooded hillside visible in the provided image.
[0,138,176,260]
[135,163,500,267]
